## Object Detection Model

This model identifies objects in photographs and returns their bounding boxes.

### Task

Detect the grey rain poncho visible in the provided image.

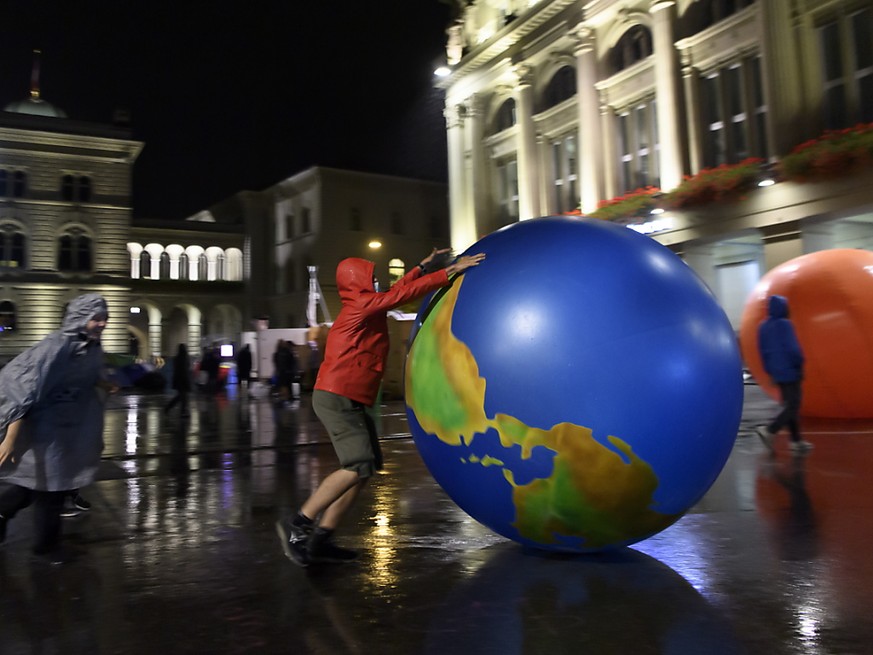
[0,293,108,491]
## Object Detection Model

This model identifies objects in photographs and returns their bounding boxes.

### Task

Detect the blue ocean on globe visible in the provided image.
[404,216,743,552]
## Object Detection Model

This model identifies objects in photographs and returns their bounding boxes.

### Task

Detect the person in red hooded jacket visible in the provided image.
[276,247,485,566]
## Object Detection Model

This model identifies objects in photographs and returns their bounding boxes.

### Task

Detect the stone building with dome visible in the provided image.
[0,61,450,368]
[439,0,873,327]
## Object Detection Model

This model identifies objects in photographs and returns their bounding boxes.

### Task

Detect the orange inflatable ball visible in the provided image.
[739,249,873,418]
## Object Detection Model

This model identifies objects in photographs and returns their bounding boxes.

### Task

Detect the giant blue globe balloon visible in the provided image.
[404,217,743,552]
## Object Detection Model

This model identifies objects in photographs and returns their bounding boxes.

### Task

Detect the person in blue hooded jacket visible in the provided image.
[755,295,813,453]
[0,293,118,560]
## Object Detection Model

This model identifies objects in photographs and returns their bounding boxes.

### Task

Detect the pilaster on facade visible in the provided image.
[649,0,685,190]
[573,23,603,214]
[463,94,489,236]
[680,49,704,174]
[758,0,805,155]
[513,63,541,220]
[446,103,477,252]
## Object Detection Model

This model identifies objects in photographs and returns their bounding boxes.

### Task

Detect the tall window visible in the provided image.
[618,100,660,193]
[284,213,295,240]
[58,229,92,272]
[0,301,15,333]
[179,253,189,281]
[12,171,26,198]
[60,174,91,202]
[0,170,6,197]
[700,57,769,168]
[496,159,519,224]
[820,7,873,129]
[0,225,26,269]
[301,207,311,233]
[552,134,578,214]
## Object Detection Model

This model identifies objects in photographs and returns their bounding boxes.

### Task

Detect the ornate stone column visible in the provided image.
[446,103,476,251]
[574,25,602,214]
[513,64,541,220]
[649,1,684,190]
[464,95,488,232]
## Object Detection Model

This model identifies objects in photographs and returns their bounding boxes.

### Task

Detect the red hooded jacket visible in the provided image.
[314,257,450,406]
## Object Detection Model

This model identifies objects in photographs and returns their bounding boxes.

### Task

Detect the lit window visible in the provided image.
[496,159,519,225]
[617,101,660,193]
[819,7,873,129]
[0,226,26,269]
[552,134,578,214]
[388,258,405,285]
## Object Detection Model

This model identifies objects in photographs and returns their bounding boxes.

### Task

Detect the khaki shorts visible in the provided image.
[312,390,382,479]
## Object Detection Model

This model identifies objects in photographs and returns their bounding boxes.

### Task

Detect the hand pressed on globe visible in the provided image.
[445,253,485,276]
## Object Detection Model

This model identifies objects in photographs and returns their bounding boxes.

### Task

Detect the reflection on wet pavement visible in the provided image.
[1,385,872,654]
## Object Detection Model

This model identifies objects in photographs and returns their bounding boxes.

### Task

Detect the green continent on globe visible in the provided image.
[406,278,681,548]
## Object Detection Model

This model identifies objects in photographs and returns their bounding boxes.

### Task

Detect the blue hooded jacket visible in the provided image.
[758,295,804,383]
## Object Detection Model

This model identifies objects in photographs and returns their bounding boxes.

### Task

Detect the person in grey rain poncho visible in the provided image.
[0,293,117,558]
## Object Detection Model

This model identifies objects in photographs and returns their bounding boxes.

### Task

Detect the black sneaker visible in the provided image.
[275,519,310,567]
[73,494,91,511]
[309,536,359,563]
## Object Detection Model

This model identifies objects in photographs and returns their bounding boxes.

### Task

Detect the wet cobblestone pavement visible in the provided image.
[2,384,873,654]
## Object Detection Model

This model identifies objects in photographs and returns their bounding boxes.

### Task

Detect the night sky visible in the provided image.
[0,1,453,219]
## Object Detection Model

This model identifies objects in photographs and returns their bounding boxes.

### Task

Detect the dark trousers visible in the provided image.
[0,485,67,553]
[165,389,190,415]
[769,381,802,442]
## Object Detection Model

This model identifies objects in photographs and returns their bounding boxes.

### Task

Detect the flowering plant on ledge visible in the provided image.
[779,122,873,183]
[585,186,662,221]
[663,157,765,209]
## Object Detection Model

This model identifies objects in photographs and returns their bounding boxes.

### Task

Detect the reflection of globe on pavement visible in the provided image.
[422,547,745,655]
[405,217,743,552]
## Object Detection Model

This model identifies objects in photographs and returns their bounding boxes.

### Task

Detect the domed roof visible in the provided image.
[4,94,67,118]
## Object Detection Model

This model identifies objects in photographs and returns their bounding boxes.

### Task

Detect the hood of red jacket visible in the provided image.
[336,258,375,302]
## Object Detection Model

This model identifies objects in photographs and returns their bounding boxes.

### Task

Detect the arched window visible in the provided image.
[198,253,208,281]
[12,171,27,198]
[159,252,171,279]
[388,258,405,286]
[610,25,653,74]
[179,253,189,280]
[139,251,151,278]
[58,229,92,272]
[0,301,15,333]
[217,251,226,280]
[542,66,576,110]
[0,225,26,269]
[493,98,517,134]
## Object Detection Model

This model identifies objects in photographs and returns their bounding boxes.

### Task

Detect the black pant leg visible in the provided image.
[0,484,34,519]
[32,490,66,554]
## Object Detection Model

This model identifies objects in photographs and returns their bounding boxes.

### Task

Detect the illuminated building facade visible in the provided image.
[440,0,873,326]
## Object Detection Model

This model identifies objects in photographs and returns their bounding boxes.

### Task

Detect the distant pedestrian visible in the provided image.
[165,343,191,417]
[275,247,485,567]
[0,294,118,561]
[755,295,813,454]
[236,344,253,388]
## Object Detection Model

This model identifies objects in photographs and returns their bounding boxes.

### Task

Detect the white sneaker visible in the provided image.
[790,440,813,453]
